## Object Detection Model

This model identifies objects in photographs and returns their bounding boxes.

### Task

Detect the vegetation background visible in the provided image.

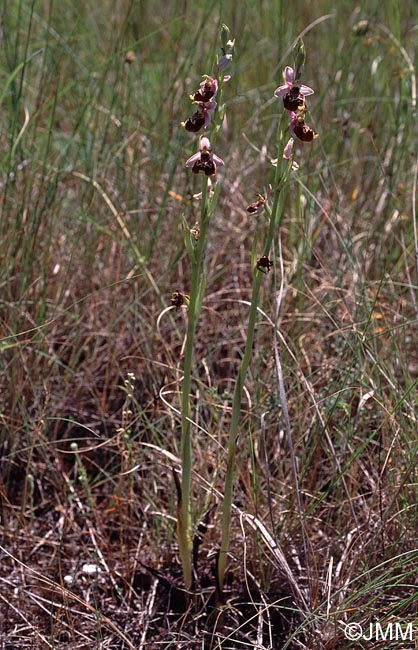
[0,0,417,648]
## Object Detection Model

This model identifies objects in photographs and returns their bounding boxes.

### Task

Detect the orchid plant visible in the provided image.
[174,30,317,602]
[175,25,232,594]
[185,136,224,177]
[217,39,318,597]
[274,64,314,108]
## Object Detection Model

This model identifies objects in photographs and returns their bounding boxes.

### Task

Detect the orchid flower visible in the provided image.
[190,76,218,103]
[182,100,217,132]
[246,193,266,215]
[274,66,314,111]
[185,136,224,176]
[289,111,318,143]
[182,107,205,133]
[256,255,273,273]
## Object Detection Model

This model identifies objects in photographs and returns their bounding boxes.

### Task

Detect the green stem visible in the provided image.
[178,175,209,591]
[217,271,263,588]
[217,112,291,595]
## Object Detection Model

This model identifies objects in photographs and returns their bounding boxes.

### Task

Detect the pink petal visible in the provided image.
[284,66,294,85]
[283,137,294,160]
[300,84,314,96]
[212,154,224,167]
[185,152,201,167]
[200,136,211,150]
[274,85,287,98]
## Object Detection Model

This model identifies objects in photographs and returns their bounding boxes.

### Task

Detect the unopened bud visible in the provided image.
[293,38,305,82]
[220,24,230,51]
[219,23,235,71]
[283,137,294,160]
[353,20,370,36]
[218,53,233,71]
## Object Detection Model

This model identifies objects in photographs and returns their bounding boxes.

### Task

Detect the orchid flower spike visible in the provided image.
[185,136,224,177]
[274,66,314,111]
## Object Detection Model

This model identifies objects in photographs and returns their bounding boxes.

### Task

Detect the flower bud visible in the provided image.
[218,53,233,71]
[220,23,230,51]
[293,38,305,82]
[219,24,235,71]
[283,137,294,160]
[256,255,273,274]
